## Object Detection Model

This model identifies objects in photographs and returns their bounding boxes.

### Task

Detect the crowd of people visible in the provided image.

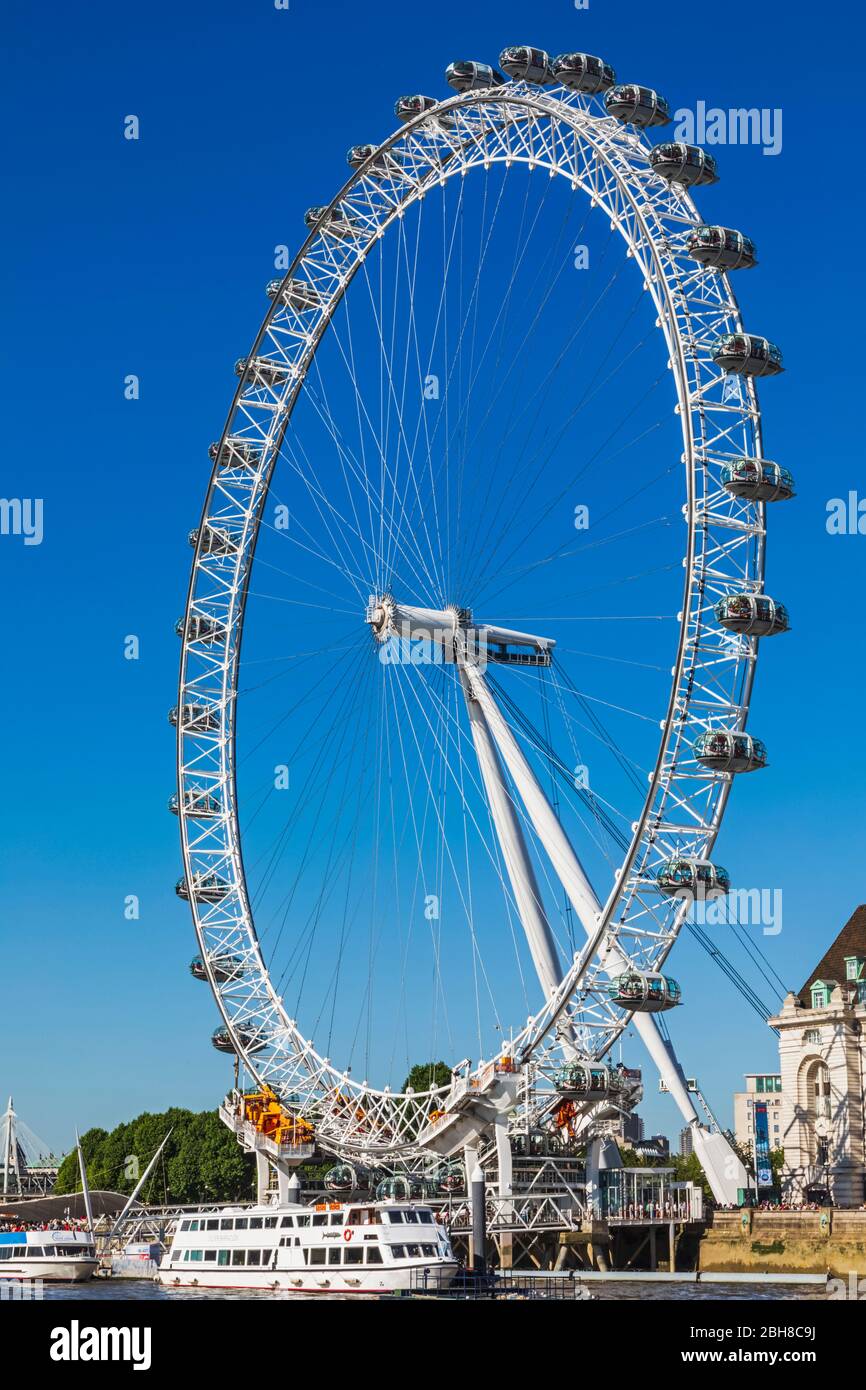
[0,1218,90,1233]
[713,1200,828,1212]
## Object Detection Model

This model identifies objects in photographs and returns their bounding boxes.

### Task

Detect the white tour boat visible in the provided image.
[0,1229,98,1282]
[157,1199,459,1294]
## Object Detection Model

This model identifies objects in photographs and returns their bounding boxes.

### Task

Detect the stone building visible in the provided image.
[771,905,866,1207]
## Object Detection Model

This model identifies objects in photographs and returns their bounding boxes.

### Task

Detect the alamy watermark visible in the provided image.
[1,1278,43,1300]
[669,884,783,937]
[378,622,492,668]
[826,492,866,535]
[0,497,43,545]
[828,1272,866,1300]
[673,102,782,157]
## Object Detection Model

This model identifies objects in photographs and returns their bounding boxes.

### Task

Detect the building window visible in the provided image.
[804,1028,821,1044]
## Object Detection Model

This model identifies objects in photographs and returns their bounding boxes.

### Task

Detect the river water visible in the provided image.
[40,1278,825,1302]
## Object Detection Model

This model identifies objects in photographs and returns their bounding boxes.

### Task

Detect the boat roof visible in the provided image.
[197,1198,435,1218]
[0,1229,91,1244]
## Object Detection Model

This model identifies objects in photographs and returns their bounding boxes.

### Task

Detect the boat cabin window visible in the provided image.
[391,1245,405,1258]
[296,1214,310,1227]
[327,1248,341,1265]
[309,1248,326,1265]
[205,1219,219,1231]
[264,1217,278,1229]
[345,1247,363,1265]
[418,1211,433,1224]
[387,1210,404,1223]
[366,1247,383,1264]
[220,1218,233,1230]
[329,1213,343,1226]
[27,1246,44,1257]
[347,1207,379,1225]
[280,1216,295,1227]
[203,1250,217,1262]
[312,1213,327,1227]
[249,1217,263,1230]
[235,1218,248,1230]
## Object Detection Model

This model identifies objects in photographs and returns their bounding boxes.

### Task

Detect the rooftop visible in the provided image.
[798,904,866,1007]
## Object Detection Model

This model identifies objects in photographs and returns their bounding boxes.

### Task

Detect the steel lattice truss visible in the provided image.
[176,78,770,1161]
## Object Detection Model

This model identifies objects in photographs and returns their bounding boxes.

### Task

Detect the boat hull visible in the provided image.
[157,1260,459,1295]
[0,1259,98,1283]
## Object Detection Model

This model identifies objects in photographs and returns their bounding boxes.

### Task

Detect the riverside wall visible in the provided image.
[698,1209,866,1277]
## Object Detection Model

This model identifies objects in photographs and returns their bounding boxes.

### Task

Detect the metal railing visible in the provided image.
[407,1268,591,1300]
[444,1192,584,1236]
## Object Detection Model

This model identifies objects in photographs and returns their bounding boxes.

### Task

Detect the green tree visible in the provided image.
[53,1109,254,1203]
[401,1061,452,1093]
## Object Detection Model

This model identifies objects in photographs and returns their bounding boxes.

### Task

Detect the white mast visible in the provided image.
[109,1128,174,1240]
[2,1097,17,1197]
[75,1130,96,1237]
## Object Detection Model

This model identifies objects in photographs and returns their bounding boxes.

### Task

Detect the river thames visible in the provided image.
[37,1278,826,1302]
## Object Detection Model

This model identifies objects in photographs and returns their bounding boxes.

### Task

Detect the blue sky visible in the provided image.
[3,0,864,1157]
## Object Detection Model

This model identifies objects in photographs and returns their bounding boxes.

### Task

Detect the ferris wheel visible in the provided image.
[173,45,790,1192]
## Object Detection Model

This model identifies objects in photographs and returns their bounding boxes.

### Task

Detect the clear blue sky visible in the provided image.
[3,0,864,1156]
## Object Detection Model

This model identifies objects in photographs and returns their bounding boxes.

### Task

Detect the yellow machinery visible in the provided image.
[241,1086,314,1148]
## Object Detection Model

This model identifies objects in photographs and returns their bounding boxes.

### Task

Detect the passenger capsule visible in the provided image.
[169,703,220,733]
[649,142,718,187]
[266,277,322,311]
[499,46,553,84]
[721,458,795,502]
[715,593,790,637]
[687,225,757,271]
[394,94,455,126]
[169,787,221,818]
[375,1175,425,1201]
[175,614,225,645]
[212,1026,266,1055]
[189,953,242,983]
[176,872,231,903]
[189,525,241,557]
[608,971,681,1012]
[209,436,262,470]
[446,60,505,92]
[324,1163,358,1193]
[235,356,293,388]
[656,858,730,898]
[604,84,670,128]
[432,1160,464,1194]
[554,1062,624,1097]
[303,206,359,239]
[711,334,783,378]
[344,144,384,173]
[694,729,768,773]
[551,52,616,93]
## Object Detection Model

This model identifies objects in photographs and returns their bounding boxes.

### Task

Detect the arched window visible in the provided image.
[811,1062,831,1120]
[797,1058,833,1165]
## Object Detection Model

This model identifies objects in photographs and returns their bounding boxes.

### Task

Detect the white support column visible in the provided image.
[255,1151,270,1206]
[462,661,602,934]
[494,1116,514,1270]
[462,656,748,1204]
[460,667,563,1000]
